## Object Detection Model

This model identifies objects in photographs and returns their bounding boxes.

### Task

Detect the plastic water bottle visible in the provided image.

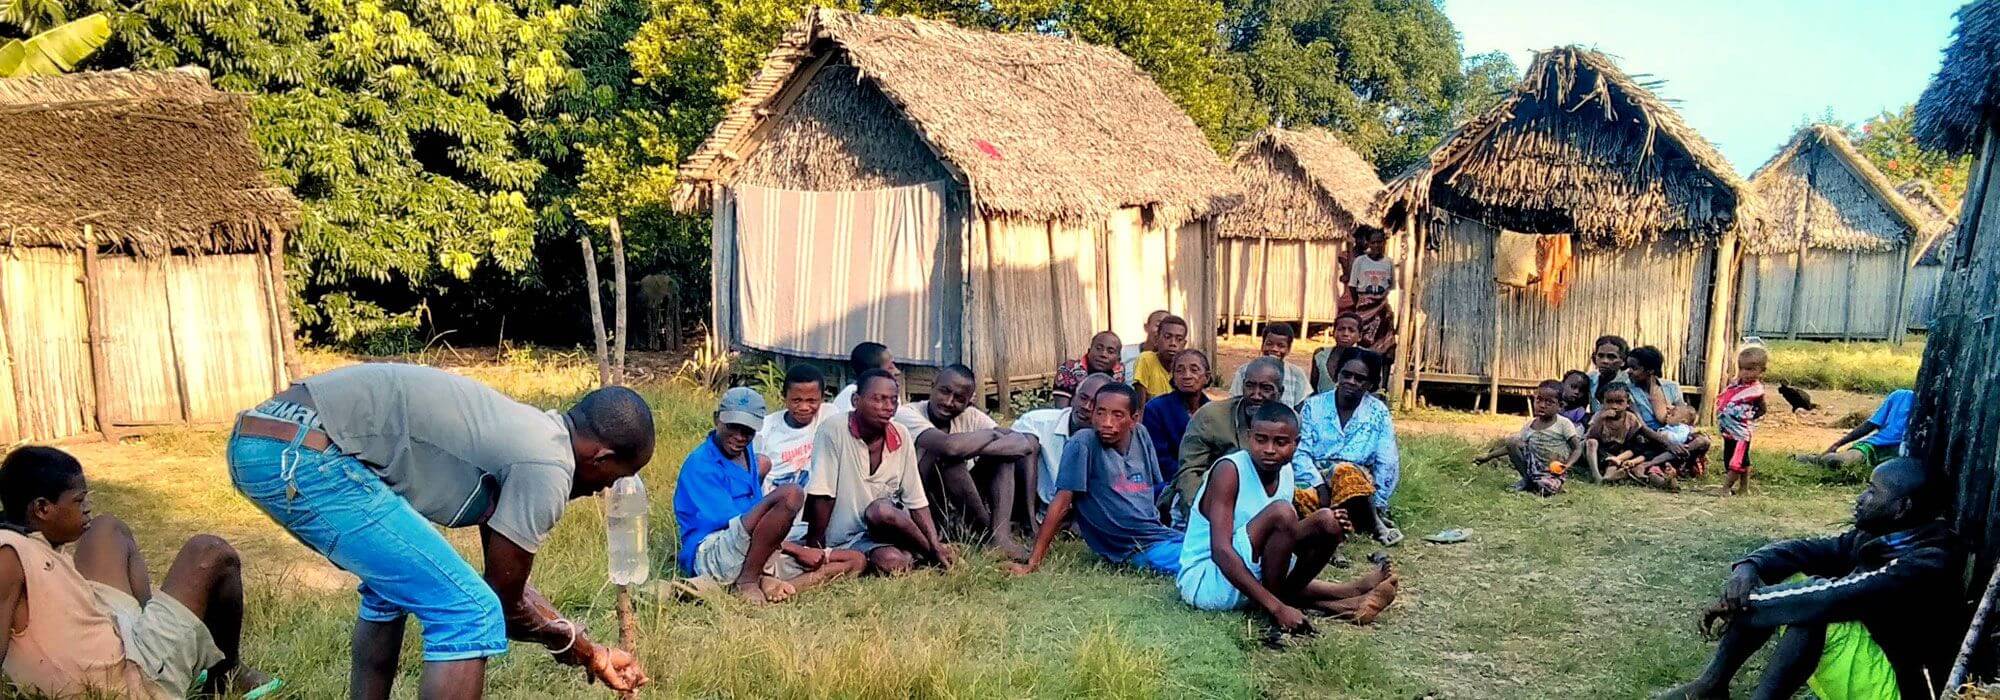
[605,477,649,586]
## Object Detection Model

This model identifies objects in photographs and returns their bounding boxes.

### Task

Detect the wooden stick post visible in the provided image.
[610,218,629,384]
[81,246,118,440]
[581,235,610,386]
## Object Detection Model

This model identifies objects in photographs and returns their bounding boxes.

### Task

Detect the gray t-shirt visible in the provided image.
[302,363,576,553]
[1055,426,1178,560]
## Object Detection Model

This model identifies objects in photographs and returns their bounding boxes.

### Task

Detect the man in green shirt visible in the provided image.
[1169,357,1284,527]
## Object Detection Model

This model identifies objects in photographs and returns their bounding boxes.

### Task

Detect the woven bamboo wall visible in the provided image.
[1217,238,1345,324]
[966,211,1214,384]
[1414,216,1713,389]
[3,250,95,440]
[0,249,283,441]
[1738,249,1909,339]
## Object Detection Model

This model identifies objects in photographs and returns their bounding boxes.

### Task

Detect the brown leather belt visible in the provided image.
[234,414,336,452]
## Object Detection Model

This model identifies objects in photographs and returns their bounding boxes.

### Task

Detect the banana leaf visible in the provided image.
[0,13,110,78]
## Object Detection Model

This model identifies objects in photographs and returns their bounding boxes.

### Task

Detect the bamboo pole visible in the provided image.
[1948,557,2000,693]
[1488,283,1503,415]
[1254,235,1271,338]
[1296,243,1312,335]
[1700,230,1741,423]
[80,246,117,440]
[984,219,1012,409]
[266,227,304,380]
[611,218,629,384]
[1840,250,1857,342]
[254,248,288,391]
[615,588,638,700]
[581,235,610,386]
[1889,244,1913,345]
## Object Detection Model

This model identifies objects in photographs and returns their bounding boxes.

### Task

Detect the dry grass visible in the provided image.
[65,351,1858,698]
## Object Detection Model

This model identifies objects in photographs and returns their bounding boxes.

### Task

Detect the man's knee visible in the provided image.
[770,484,805,511]
[868,547,915,575]
[179,534,241,573]
[1302,508,1344,539]
[862,498,905,525]
[83,515,135,543]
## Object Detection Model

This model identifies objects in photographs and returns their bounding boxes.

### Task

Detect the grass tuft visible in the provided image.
[1761,339,1922,393]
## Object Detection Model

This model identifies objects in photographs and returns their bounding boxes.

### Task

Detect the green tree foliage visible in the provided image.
[1851,105,1971,207]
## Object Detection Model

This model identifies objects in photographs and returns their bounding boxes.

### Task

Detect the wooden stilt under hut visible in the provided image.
[1376,47,1757,413]
[1736,125,1948,343]
[671,9,1238,403]
[0,68,301,443]
[1217,128,1383,338]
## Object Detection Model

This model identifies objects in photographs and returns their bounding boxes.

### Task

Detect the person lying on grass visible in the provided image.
[0,447,281,700]
[803,369,956,575]
[674,388,865,605]
[1794,389,1915,473]
[1177,403,1398,634]
[229,363,651,697]
[1011,383,1184,576]
[894,364,1038,561]
[1474,380,1582,497]
[1660,457,1958,700]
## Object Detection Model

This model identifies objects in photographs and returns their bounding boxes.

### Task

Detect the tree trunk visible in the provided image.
[580,235,609,386]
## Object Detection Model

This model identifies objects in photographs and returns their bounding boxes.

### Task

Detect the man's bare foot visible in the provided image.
[1343,574,1399,625]
[994,538,1030,563]
[1354,553,1393,589]
[760,576,796,603]
[730,578,771,605]
[1653,681,1728,699]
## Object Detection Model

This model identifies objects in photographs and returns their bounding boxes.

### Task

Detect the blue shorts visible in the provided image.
[228,425,508,663]
[1122,535,1184,575]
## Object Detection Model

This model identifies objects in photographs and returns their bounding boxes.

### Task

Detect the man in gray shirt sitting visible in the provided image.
[227,363,655,698]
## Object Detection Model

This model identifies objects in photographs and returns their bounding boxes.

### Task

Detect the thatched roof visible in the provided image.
[1741,125,1933,254]
[0,68,297,256]
[1904,180,1961,265]
[672,9,1238,223]
[1220,128,1383,241]
[1916,0,2000,155]
[1377,47,1754,248]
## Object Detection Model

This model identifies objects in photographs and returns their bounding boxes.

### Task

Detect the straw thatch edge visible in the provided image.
[1220,127,1382,241]
[1916,0,2000,155]
[1742,124,1933,254]
[1376,46,1755,248]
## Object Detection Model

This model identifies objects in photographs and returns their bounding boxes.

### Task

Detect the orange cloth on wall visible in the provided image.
[1535,235,1575,306]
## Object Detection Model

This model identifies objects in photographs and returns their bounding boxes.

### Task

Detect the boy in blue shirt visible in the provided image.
[1011,383,1184,575]
[1796,389,1915,472]
[673,388,863,604]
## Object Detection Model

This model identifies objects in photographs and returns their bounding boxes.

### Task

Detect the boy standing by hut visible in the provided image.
[1715,346,1770,496]
[1341,227,1398,359]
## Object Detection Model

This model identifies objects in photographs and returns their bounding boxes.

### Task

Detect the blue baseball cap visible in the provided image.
[717,387,768,430]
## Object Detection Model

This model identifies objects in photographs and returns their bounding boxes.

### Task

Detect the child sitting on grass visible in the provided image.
[1474,380,1582,496]
[1586,385,1645,482]
[1559,370,1592,425]
[1629,405,1710,491]
[1714,346,1770,496]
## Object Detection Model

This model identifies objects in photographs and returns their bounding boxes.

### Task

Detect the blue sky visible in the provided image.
[1445,0,1962,174]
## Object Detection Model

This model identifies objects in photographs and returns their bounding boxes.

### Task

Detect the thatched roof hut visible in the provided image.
[0,68,299,442]
[1376,47,1753,410]
[1736,125,1942,341]
[1218,127,1383,334]
[1901,180,1960,331]
[674,9,1235,401]
[1907,0,2000,672]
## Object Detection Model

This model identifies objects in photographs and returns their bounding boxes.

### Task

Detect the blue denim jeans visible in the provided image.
[227,423,508,662]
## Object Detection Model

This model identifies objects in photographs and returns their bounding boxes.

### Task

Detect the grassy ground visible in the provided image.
[1761,338,1923,393]
[68,355,1859,699]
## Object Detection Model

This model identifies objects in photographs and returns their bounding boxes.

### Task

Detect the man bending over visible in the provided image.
[804,369,956,574]
[1177,404,1398,633]
[1,447,278,699]
[1012,383,1183,576]
[674,388,864,604]
[895,364,1038,560]
[1661,457,1956,700]
[228,363,651,697]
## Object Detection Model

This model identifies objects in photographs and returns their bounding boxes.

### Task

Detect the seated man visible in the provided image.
[1230,322,1311,407]
[1661,458,1957,700]
[831,342,900,413]
[1177,403,1399,632]
[1013,373,1114,509]
[894,364,1038,561]
[1172,357,1289,528]
[1796,389,1914,472]
[674,388,864,604]
[803,369,956,575]
[1012,384,1183,576]
[1130,315,1190,397]
[1055,331,1127,408]
[0,446,279,699]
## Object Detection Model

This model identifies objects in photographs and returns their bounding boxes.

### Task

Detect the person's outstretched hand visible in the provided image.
[586,646,649,692]
[934,543,958,570]
[1271,605,1311,634]
[1006,561,1036,576]
[1330,507,1354,533]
